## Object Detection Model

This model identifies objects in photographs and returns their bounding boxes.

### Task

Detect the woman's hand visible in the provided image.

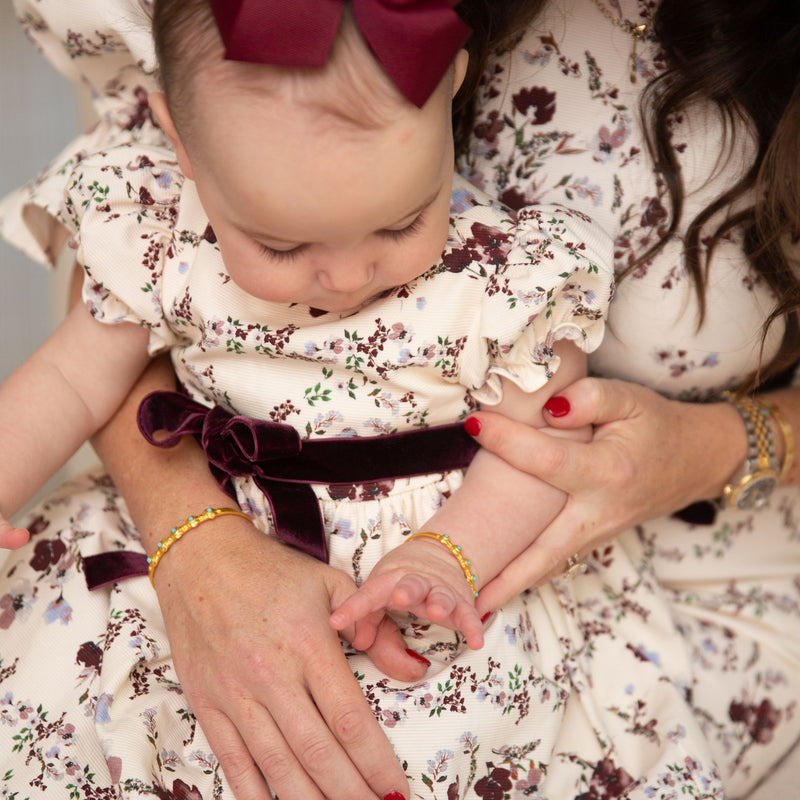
[90,353,422,800]
[155,520,421,800]
[467,376,747,612]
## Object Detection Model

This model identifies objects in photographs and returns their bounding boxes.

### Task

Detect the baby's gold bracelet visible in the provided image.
[147,507,252,587]
[405,531,478,597]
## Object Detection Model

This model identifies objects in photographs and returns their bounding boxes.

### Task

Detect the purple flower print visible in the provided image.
[45,597,73,625]
[593,115,631,163]
[0,580,35,629]
[94,692,114,723]
[515,767,543,793]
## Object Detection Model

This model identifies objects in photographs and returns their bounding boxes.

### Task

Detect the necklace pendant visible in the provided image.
[629,24,646,83]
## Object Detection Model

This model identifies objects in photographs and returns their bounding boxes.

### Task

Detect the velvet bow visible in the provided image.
[138,390,329,561]
[208,0,471,107]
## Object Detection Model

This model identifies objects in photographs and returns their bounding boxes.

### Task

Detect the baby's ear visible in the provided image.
[148,92,194,180]
[452,49,469,98]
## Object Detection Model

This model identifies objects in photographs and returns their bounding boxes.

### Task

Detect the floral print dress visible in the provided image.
[1,1,800,799]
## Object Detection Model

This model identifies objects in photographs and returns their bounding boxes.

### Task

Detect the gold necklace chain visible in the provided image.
[588,0,648,83]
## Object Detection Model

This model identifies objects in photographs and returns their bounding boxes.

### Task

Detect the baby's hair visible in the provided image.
[152,0,545,148]
[154,1,439,140]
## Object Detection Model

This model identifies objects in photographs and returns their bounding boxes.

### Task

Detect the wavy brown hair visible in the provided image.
[637,0,800,386]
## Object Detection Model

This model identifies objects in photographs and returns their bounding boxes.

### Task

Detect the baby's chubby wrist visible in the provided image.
[384,530,478,600]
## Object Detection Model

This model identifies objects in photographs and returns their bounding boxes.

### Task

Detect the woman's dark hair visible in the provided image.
[638,0,800,387]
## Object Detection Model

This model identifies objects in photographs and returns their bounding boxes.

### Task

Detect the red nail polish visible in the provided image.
[384,793,406,800]
[481,612,491,624]
[405,648,431,667]
[544,396,570,417]
[464,416,482,436]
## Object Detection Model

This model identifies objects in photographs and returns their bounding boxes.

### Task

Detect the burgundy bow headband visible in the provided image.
[208,0,471,108]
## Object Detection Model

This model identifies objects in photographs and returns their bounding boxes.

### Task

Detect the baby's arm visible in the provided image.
[330,338,589,649]
[0,302,150,545]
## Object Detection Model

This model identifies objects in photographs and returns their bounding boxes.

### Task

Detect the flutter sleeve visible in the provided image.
[452,196,615,405]
[0,0,164,267]
[65,143,186,356]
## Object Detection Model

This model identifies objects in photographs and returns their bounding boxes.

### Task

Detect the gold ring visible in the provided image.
[563,553,587,580]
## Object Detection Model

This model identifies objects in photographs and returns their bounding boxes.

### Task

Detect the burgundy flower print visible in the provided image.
[76,640,104,671]
[729,698,781,745]
[474,766,513,799]
[640,197,668,228]
[154,778,205,800]
[474,109,505,146]
[576,757,636,799]
[29,538,67,572]
[512,86,557,125]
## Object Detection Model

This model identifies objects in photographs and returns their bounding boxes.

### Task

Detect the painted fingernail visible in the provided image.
[481,612,491,624]
[384,793,406,800]
[544,396,571,417]
[464,416,482,436]
[405,648,431,667]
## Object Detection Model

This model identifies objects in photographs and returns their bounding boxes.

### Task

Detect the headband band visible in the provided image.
[208,0,471,108]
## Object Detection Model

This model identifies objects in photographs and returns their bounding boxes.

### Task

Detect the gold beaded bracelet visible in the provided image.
[147,507,252,587]
[405,531,478,597]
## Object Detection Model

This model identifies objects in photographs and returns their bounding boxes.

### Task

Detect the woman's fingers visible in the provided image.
[305,646,410,800]
[466,411,600,495]
[364,614,432,681]
[0,521,30,550]
[191,705,275,800]
[543,376,641,429]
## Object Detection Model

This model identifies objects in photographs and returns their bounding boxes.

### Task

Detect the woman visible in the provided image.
[1,0,799,798]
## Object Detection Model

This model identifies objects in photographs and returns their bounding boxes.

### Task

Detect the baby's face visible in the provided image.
[176,68,457,314]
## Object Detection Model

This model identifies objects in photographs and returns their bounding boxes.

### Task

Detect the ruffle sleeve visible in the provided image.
[450,193,614,406]
[0,0,164,267]
[66,143,186,356]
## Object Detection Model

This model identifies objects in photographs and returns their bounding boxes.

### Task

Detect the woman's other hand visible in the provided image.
[467,376,746,611]
[154,517,421,800]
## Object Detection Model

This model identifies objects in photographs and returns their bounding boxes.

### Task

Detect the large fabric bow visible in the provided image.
[208,0,471,107]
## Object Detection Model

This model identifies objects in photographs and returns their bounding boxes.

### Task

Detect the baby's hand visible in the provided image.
[330,536,484,651]
[0,515,30,550]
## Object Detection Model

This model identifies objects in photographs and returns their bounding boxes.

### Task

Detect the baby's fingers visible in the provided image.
[0,517,29,550]
[329,571,402,631]
[452,600,485,650]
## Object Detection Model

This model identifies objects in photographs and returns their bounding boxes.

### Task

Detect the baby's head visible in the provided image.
[150,0,469,313]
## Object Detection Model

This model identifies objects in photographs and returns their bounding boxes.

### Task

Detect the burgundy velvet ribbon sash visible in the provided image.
[83,391,479,589]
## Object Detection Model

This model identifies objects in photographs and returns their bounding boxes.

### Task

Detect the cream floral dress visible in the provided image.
[1,1,799,799]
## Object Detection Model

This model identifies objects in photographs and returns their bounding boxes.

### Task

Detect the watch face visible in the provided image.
[732,472,779,510]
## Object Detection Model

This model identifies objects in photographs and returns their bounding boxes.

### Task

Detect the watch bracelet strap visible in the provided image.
[758,398,795,481]
[722,391,778,470]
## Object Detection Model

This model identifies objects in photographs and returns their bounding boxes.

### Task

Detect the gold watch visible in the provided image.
[721,392,780,511]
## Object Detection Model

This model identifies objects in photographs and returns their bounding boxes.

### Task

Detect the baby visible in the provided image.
[0,0,613,650]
